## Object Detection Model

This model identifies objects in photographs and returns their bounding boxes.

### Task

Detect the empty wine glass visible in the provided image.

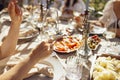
[40,7,59,41]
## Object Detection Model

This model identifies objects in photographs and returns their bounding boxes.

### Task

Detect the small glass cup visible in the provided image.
[103,29,116,40]
[103,21,117,40]
[65,56,83,80]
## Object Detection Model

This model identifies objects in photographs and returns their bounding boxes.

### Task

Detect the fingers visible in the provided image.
[40,41,53,51]
[9,0,22,16]
[49,43,54,51]
[13,0,22,16]
[15,4,22,16]
[48,39,54,43]
[8,2,15,15]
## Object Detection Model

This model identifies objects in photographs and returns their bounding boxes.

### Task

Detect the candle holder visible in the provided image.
[82,10,90,59]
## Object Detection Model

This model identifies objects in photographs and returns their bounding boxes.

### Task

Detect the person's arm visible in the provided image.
[0,0,22,60]
[99,1,113,27]
[0,41,53,80]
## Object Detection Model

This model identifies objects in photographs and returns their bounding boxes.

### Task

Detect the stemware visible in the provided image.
[39,7,59,41]
[65,56,83,80]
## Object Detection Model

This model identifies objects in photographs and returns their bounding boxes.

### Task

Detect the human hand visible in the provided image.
[8,0,22,24]
[116,29,120,37]
[30,41,53,61]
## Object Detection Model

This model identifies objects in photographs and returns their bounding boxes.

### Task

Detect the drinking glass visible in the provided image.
[65,56,83,80]
[40,7,59,41]
[103,21,117,53]
[103,21,117,40]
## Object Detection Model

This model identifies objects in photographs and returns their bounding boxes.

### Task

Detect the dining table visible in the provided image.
[0,7,120,80]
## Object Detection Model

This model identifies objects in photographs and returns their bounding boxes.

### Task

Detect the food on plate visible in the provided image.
[19,29,38,38]
[88,35,101,50]
[93,70,116,80]
[92,56,120,80]
[53,36,83,53]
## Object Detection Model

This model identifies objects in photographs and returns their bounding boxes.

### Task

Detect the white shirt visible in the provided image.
[73,0,86,14]
[99,0,120,27]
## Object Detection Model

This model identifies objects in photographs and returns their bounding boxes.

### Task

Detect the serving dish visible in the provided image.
[87,35,101,50]
[90,54,120,80]
[89,25,106,36]
[18,28,39,44]
[53,36,83,54]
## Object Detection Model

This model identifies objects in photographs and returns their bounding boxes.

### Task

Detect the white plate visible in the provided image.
[90,25,106,34]
[53,36,83,54]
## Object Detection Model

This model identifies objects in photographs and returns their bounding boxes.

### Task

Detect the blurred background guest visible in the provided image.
[61,0,86,15]
[90,0,120,37]
[53,0,64,9]
[99,0,120,37]
[59,0,86,21]
[99,0,119,27]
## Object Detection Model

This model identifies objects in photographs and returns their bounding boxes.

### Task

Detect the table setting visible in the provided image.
[0,0,120,80]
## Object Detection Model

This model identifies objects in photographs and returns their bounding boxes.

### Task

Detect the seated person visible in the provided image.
[91,0,120,37]
[0,0,53,80]
[60,0,86,20]
[53,0,64,9]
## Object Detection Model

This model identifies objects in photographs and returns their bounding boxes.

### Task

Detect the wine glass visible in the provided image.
[65,56,83,80]
[39,8,59,41]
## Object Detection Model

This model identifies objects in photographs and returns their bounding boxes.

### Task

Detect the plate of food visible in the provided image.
[53,36,83,54]
[18,28,39,44]
[87,35,101,50]
[90,54,120,80]
[89,25,106,36]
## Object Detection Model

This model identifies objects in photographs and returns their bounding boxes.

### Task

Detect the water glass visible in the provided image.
[103,30,116,40]
[103,21,117,40]
[65,56,83,80]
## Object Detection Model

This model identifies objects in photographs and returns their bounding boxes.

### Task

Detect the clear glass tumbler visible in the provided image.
[103,21,117,40]
[65,56,83,80]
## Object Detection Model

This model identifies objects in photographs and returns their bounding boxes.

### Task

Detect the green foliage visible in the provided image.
[89,0,108,12]
[83,0,109,19]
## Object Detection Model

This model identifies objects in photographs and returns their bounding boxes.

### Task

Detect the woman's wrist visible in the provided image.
[11,21,21,27]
